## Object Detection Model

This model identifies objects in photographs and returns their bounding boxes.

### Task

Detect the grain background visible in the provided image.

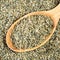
[0,0,60,60]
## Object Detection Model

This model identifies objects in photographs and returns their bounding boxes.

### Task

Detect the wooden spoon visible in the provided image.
[6,4,60,52]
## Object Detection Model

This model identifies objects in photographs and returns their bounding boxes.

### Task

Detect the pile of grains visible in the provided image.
[11,15,53,49]
[0,0,60,60]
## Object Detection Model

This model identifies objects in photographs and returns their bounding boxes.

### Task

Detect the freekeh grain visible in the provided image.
[11,15,53,49]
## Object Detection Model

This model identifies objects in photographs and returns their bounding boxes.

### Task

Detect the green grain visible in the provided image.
[11,15,53,49]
